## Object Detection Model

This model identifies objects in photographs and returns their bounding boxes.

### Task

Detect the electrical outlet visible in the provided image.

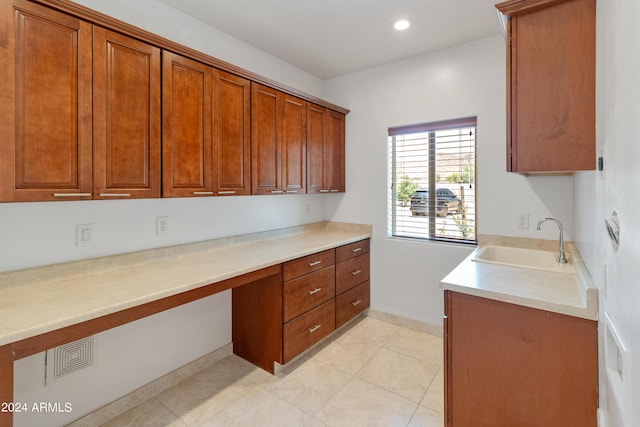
[516,213,529,229]
[76,224,94,246]
[156,216,169,236]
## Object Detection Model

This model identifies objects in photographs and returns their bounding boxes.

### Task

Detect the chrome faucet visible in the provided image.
[536,217,568,264]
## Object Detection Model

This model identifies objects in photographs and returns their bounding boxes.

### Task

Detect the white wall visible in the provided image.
[3,0,326,425]
[574,0,640,425]
[323,35,575,327]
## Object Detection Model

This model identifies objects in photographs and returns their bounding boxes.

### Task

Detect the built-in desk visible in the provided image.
[0,221,371,427]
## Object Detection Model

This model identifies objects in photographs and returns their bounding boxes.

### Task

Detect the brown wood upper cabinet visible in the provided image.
[307,105,346,193]
[497,0,596,173]
[251,83,307,195]
[93,28,161,199]
[162,51,213,197]
[0,0,93,202]
[213,70,251,196]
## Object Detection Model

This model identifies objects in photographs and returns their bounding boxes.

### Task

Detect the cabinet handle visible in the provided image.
[285,190,298,193]
[217,191,236,195]
[99,193,130,197]
[319,190,329,193]
[193,191,214,195]
[330,189,339,192]
[308,287,322,295]
[54,193,92,197]
[352,269,362,276]
[308,260,322,267]
[352,299,362,307]
[270,190,283,194]
[308,324,322,333]
[352,247,362,253]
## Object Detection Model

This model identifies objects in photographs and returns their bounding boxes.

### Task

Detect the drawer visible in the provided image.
[336,280,370,328]
[284,265,335,322]
[336,239,370,262]
[283,249,335,281]
[336,253,370,294]
[283,299,335,363]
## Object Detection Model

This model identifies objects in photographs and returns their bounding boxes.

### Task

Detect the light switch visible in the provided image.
[76,224,94,246]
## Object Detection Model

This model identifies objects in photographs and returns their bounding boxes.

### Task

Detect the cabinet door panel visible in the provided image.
[93,27,160,199]
[251,83,280,194]
[280,94,306,193]
[162,51,213,197]
[1,0,92,201]
[446,291,597,427]
[325,110,345,192]
[306,104,326,193]
[214,70,251,195]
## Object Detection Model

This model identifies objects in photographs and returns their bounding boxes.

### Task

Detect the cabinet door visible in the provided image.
[162,51,213,197]
[307,105,345,194]
[93,27,161,199]
[306,104,326,194]
[280,94,306,194]
[251,83,280,195]
[325,110,345,192]
[0,0,92,202]
[505,0,595,172]
[445,291,597,427]
[213,70,251,196]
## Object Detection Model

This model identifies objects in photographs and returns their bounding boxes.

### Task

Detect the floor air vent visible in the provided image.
[45,336,95,385]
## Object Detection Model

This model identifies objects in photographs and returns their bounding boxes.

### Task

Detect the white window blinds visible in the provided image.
[388,117,477,244]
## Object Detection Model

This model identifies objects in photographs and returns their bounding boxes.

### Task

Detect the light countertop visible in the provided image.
[0,222,371,347]
[440,236,598,321]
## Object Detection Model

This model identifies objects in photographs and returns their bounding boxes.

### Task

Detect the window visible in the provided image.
[388,117,477,244]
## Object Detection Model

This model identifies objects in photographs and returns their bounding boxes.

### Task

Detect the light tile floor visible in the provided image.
[100,316,444,427]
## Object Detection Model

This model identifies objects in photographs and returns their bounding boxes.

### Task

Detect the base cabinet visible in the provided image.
[232,239,370,372]
[444,290,597,427]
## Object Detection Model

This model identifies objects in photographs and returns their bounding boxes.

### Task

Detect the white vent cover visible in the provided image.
[45,336,95,385]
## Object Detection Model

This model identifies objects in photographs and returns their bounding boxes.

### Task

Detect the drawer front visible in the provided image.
[336,239,370,263]
[283,299,335,363]
[336,280,370,328]
[284,265,335,322]
[336,253,370,294]
[283,249,335,281]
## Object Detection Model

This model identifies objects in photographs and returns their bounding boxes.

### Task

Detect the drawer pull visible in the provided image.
[54,193,92,197]
[330,189,339,192]
[308,260,322,267]
[352,299,363,307]
[308,324,322,334]
[193,191,214,195]
[352,269,362,276]
[270,190,284,194]
[217,191,236,195]
[352,247,362,253]
[308,287,322,295]
[99,193,130,197]
[319,189,330,193]
[285,190,298,193]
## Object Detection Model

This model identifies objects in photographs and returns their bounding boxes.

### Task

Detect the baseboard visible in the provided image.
[367,309,443,337]
[67,343,233,427]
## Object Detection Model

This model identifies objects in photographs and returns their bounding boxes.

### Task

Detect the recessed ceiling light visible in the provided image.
[393,19,411,31]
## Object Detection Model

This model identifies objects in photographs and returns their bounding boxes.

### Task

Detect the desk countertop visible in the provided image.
[0,222,371,346]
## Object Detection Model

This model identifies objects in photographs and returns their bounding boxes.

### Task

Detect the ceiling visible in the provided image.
[154,0,504,80]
